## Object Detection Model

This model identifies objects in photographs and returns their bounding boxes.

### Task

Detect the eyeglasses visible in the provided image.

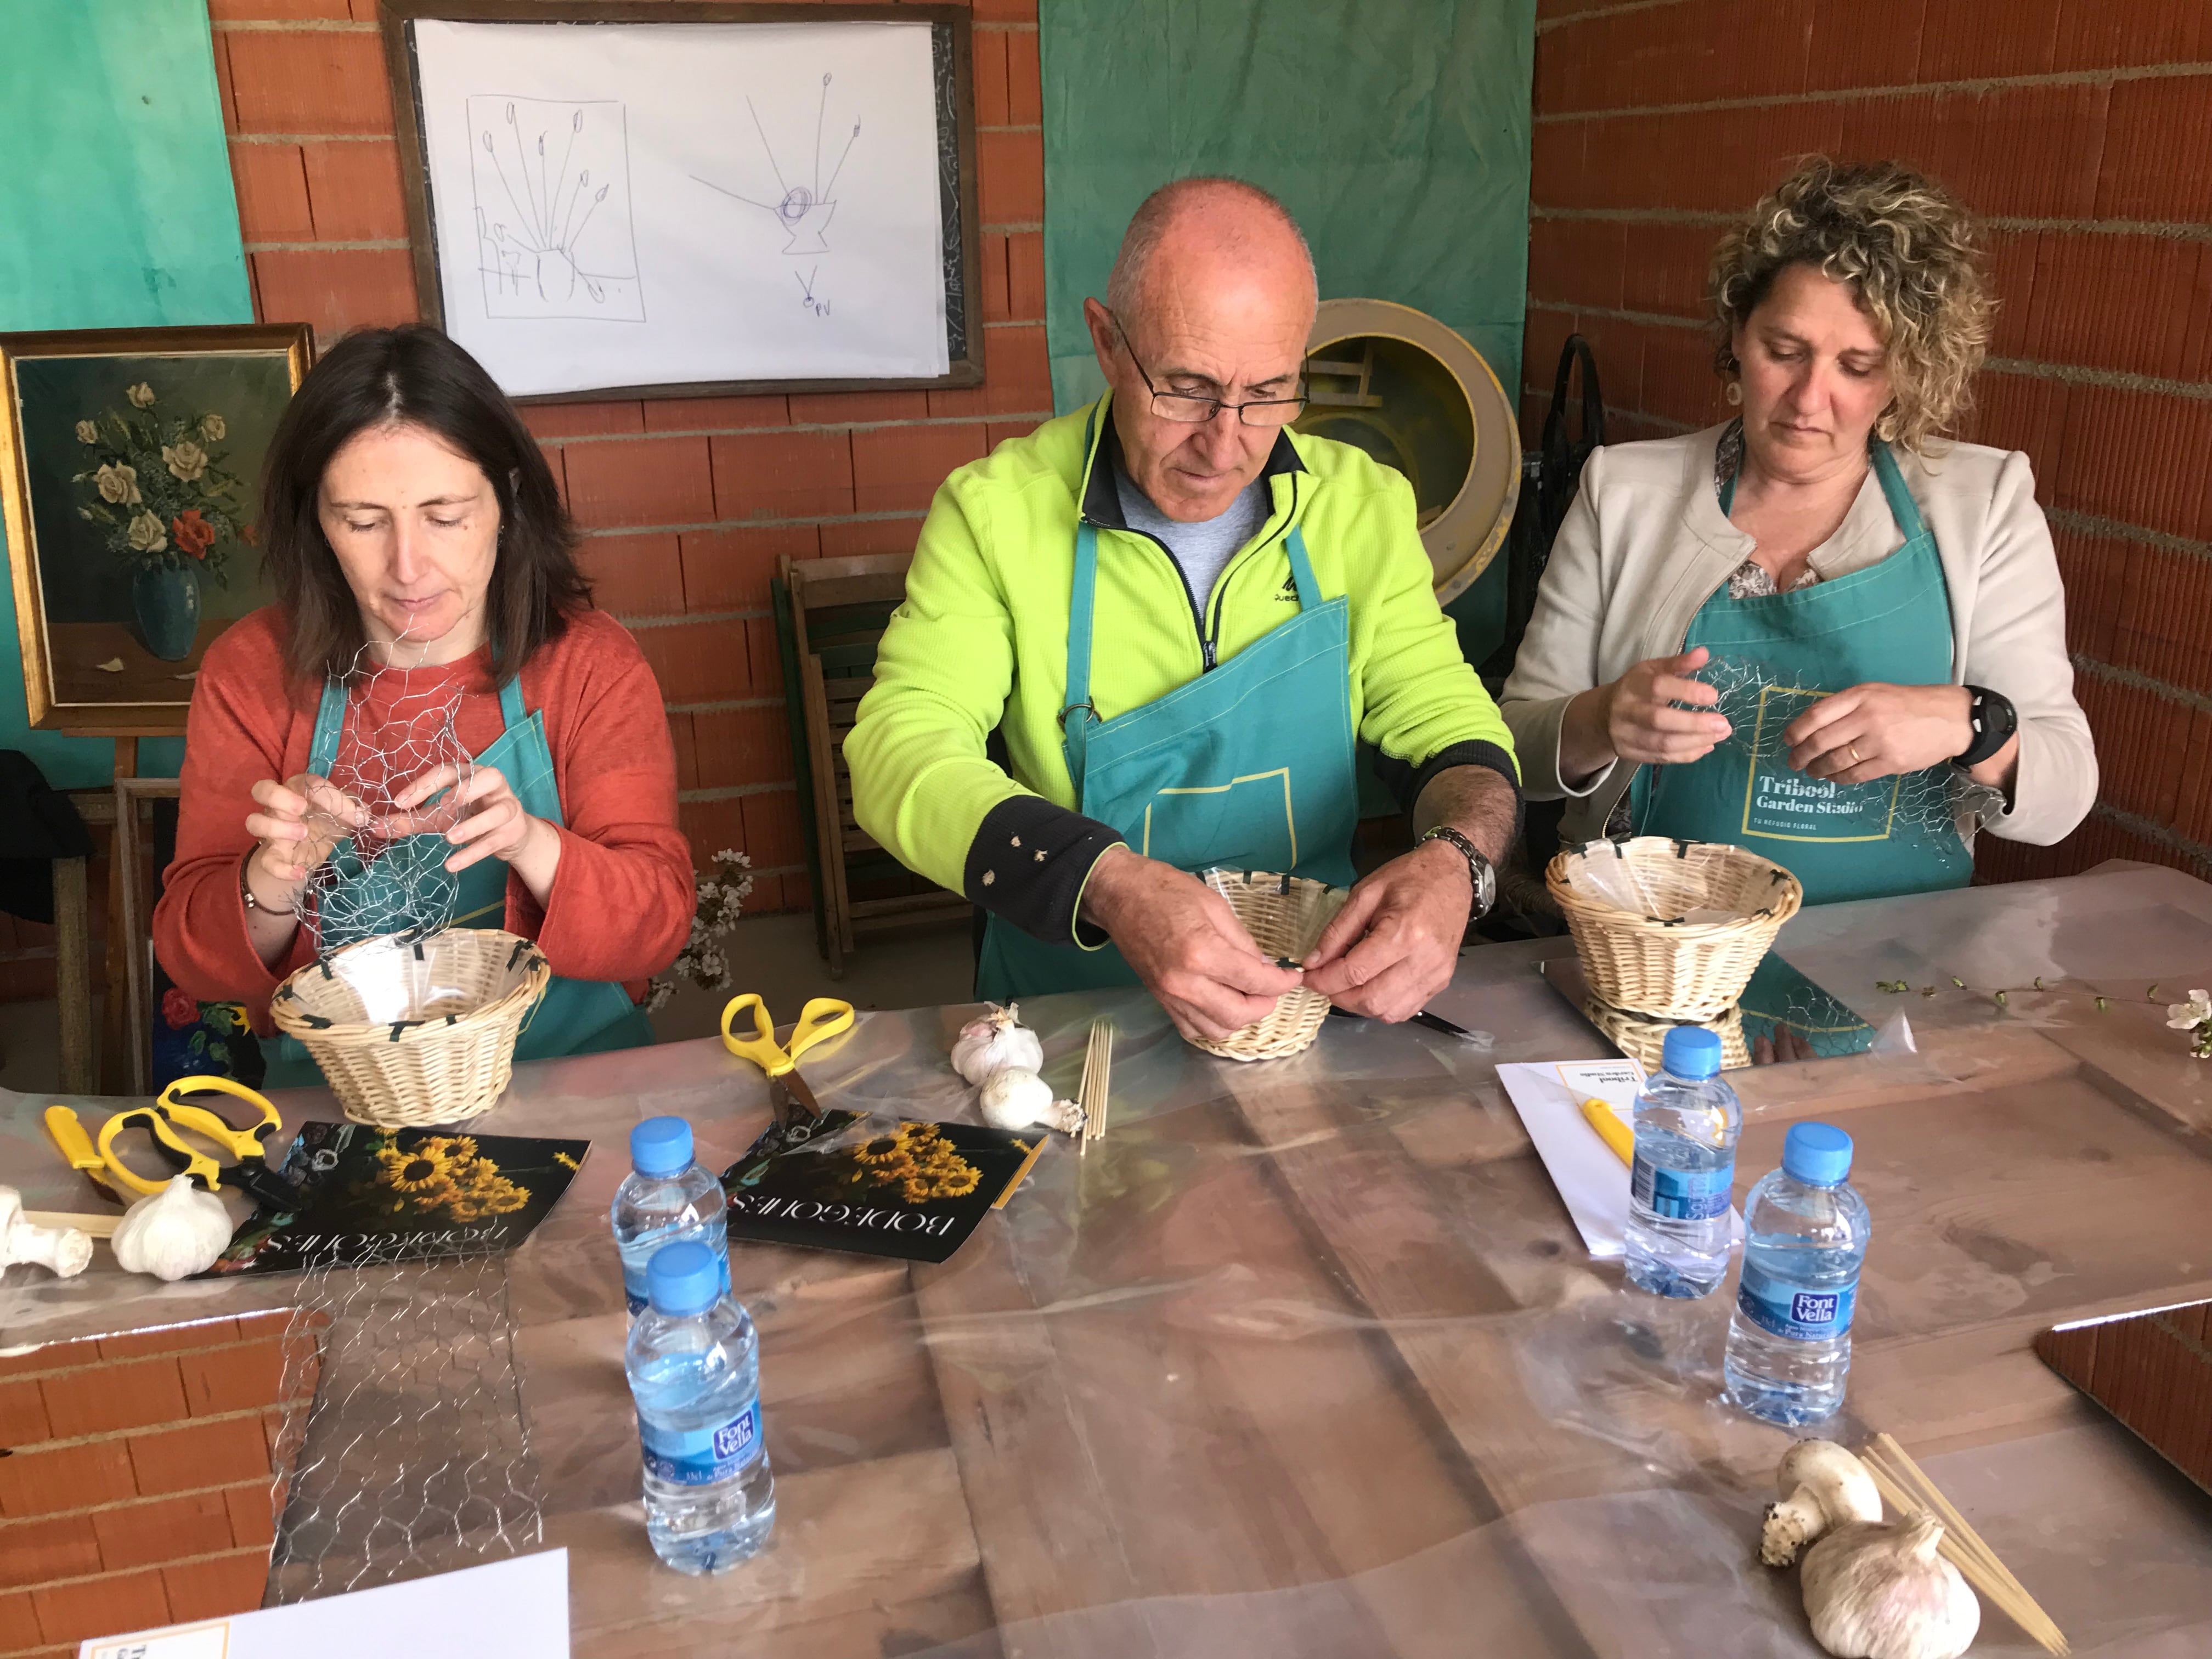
[1108,309,1307,428]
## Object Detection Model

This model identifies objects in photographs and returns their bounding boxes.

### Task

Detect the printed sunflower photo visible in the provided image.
[848,1121,985,1205]
[195,1120,593,1278]
[365,1132,531,1221]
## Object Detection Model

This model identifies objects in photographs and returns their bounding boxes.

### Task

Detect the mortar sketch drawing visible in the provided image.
[467,95,645,321]
[692,74,861,315]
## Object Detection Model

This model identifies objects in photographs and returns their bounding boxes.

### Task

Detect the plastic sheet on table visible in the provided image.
[6,860,2212,1653]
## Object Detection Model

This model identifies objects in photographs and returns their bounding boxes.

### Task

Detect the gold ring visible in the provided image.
[1848,744,1863,764]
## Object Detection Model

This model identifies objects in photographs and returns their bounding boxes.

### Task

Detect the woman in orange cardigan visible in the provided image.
[155,325,692,1085]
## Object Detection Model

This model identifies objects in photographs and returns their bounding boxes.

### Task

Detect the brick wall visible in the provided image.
[1523,0,2212,885]
[0,1313,317,1657]
[209,0,1051,915]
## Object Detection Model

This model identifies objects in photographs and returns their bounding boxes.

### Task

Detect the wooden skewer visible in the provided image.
[1869,1435,2025,1590]
[1871,1435,2058,1633]
[1861,1436,2069,1656]
[1095,1022,1113,1142]
[24,1210,122,1239]
[1076,1018,1113,1155]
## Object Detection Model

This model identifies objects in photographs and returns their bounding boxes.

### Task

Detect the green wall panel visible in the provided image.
[0,0,252,785]
[1038,0,1535,663]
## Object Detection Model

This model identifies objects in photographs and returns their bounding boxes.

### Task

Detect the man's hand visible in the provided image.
[1300,839,1470,1021]
[1081,846,1304,1042]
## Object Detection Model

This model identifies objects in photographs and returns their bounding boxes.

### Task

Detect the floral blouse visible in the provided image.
[1716,419,1821,600]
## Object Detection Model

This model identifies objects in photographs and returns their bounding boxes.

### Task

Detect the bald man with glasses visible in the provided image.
[847,178,1520,1041]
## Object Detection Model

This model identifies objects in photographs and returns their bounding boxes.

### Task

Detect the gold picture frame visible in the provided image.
[2,323,314,734]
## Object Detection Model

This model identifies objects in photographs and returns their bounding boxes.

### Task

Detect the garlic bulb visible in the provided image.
[1762,1439,1884,1566]
[1801,1515,1980,1659]
[951,1001,1044,1086]
[111,1176,233,1282]
[977,1068,1085,1135]
[0,1186,92,1278]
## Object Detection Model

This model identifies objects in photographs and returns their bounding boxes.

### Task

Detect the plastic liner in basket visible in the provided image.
[271,929,551,1127]
[1546,838,1802,1023]
[1192,868,1350,1062]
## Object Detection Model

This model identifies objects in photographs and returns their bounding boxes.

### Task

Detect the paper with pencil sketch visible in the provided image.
[1498,1059,1744,1259]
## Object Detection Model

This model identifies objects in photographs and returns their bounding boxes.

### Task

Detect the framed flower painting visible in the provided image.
[1,324,313,732]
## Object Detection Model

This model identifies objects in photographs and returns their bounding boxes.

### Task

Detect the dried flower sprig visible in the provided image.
[645,848,756,1014]
[2165,990,2212,1060]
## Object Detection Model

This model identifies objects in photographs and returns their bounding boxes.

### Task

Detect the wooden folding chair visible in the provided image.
[774,554,969,976]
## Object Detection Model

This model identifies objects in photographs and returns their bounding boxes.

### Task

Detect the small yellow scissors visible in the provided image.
[719,995,854,1129]
[45,1076,291,1206]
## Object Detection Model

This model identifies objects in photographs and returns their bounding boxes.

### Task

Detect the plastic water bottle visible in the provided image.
[625,1240,776,1573]
[1623,1026,1741,1299]
[1724,1122,1872,1425]
[611,1116,730,1318]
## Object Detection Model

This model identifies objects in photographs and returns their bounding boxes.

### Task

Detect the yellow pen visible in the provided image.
[1580,1097,1635,1166]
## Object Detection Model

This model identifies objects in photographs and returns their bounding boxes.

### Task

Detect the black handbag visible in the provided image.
[1480,333,1605,684]
[1474,335,1605,940]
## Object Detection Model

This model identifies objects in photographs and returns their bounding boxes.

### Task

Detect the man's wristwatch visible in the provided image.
[1954,685,2018,769]
[1417,825,1497,924]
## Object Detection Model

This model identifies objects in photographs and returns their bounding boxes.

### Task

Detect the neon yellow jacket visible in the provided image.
[845,394,1519,943]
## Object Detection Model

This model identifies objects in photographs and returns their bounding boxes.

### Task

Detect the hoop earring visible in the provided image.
[1725,380,1743,407]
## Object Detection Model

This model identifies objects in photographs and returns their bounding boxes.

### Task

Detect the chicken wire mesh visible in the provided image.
[1688,654,2006,847]
[269,1243,544,1601]
[298,640,479,957]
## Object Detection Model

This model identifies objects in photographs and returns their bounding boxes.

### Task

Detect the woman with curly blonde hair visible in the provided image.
[1502,158,2094,906]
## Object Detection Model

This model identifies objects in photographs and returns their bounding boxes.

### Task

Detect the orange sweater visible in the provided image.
[156,606,693,1030]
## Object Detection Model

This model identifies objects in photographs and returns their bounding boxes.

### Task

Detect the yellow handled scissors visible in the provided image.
[155,1075,283,1163]
[720,994,854,1127]
[93,1105,224,1198]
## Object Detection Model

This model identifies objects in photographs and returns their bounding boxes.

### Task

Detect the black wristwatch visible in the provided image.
[1954,685,2018,769]
[1417,825,1497,926]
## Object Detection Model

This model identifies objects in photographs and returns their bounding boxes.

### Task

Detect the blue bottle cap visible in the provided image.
[646,1240,723,1317]
[1782,1122,1854,1186]
[1660,1025,1723,1080]
[630,1115,693,1177]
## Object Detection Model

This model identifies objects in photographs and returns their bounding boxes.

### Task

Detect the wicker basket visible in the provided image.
[1584,994,1752,1073]
[269,929,552,1127]
[1188,870,1350,1062]
[1546,837,1801,1022]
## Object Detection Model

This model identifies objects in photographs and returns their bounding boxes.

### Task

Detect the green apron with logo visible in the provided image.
[975,517,1361,1001]
[1629,441,1973,905]
[259,672,656,1085]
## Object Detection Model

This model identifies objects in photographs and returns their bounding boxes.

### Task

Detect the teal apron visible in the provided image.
[1629,441,1973,905]
[259,672,656,1085]
[975,517,1361,1001]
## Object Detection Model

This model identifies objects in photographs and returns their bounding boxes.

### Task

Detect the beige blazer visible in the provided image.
[1499,423,2097,848]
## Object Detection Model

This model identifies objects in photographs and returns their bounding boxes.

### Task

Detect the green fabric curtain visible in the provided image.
[1039,0,1535,661]
[0,0,251,785]
[1039,0,1534,412]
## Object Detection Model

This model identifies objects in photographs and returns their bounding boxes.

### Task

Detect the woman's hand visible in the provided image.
[385,763,563,902]
[244,773,366,902]
[1561,646,1734,781]
[1785,683,1972,783]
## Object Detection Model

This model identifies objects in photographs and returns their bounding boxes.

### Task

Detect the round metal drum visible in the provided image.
[1296,299,1521,605]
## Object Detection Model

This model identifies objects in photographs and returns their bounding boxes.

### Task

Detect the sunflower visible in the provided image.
[416,1135,480,1164]
[382,1149,456,1195]
[552,1152,579,1171]
[481,1181,529,1215]
[853,1122,923,1166]
[941,1163,982,1197]
[449,1158,506,1195]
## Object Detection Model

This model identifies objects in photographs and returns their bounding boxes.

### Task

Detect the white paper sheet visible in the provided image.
[413,20,950,396]
[79,1549,567,1659]
[1497,1059,1744,1259]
